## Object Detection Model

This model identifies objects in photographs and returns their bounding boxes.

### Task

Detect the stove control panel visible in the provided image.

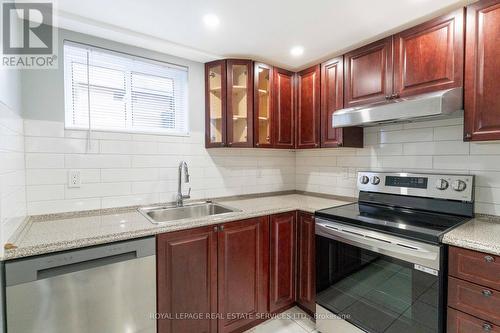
[357,172,474,202]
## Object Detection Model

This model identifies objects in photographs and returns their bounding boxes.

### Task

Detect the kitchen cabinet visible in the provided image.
[296,211,315,315]
[320,57,363,148]
[273,67,296,149]
[448,308,499,333]
[157,226,218,333]
[217,216,269,333]
[205,59,253,148]
[296,65,321,149]
[393,8,464,97]
[464,0,500,141]
[269,212,296,312]
[448,246,500,332]
[345,9,464,108]
[254,62,274,148]
[344,37,394,108]
[205,60,227,148]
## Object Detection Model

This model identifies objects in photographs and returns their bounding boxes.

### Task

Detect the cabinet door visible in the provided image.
[157,227,218,333]
[297,211,316,315]
[393,9,464,97]
[205,60,227,148]
[218,217,269,333]
[226,59,253,147]
[296,65,321,149]
[344,37,393,108]
[321,57,364,148]
[464,0,500,141]
[269,212,296,312]
[273,67,295,148]
[448,308,499,333]
[254,63,274,148]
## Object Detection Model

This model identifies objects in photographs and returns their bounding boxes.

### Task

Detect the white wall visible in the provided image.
[0,69,27,248]
[296,117,500,215]
[23,120,295,214]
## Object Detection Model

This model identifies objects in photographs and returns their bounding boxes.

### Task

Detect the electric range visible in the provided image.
[314,172,474,333]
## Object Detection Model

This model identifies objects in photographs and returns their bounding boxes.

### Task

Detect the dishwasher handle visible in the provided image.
[5,236,155,287]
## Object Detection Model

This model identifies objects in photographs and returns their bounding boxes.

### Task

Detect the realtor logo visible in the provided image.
[1,1,57,68]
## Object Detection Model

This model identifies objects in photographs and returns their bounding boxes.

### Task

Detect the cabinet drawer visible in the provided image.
[448,308,498,333]
[448,277,500,325]
[449,246,500,290]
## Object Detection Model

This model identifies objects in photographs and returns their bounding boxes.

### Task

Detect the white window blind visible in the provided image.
[63,41,189,135]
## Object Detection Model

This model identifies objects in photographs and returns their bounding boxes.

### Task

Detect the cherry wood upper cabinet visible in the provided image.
[464,0,500,141]
[393,8,465,98]
[157,226,218,333]
[296,211,316,315]
[269,212,296,313]
[254,62,274,148]
[321,57,364,148]
[344,37,394,108]
[226,59,254,147]
[205,60,227,148]
[217,217,269,333]
[296,65,321,149]
[273,67,296,149]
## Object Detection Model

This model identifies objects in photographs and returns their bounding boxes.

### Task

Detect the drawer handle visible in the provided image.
[483,323,493,332]
[482,289,493,297]
[485,255,495,263]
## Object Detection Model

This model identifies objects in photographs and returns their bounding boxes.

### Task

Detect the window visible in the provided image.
[63,41,189,135]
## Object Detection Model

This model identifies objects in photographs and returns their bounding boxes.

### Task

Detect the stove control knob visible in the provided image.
[359,175,370,184]
[435,179,449,190]
[452,180,467,192]
[371,176,381,185]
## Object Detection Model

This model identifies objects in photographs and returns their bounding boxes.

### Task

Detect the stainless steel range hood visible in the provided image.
[332,88,463,128]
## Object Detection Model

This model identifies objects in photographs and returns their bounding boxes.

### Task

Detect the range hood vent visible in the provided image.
[332,88,463,128]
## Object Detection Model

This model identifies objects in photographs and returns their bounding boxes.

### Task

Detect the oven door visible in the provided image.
[315,218,445,333]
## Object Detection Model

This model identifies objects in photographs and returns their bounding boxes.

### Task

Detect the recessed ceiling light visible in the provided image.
[290,46,304,57]
[203,14,220,29]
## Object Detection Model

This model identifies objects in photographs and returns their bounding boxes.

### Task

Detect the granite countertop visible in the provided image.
[3,194,351,261]
[442,214,500,256]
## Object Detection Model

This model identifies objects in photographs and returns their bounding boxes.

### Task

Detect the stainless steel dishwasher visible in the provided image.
[4,237,156,333]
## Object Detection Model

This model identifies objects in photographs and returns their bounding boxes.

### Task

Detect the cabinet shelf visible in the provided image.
[258,89,269,95]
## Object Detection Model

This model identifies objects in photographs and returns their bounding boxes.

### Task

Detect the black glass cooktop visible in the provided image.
[315,202,471,244]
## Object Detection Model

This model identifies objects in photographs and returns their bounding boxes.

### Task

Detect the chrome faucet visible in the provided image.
[176,161,191,207]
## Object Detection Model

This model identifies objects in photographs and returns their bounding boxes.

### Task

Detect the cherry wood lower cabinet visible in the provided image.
[296,211,316,315]
[464,0,500,141]
[217,217,270,333]
[448,246,500,332]
[157,226,218,333]
[269,212,296,313]
[448,308,499,333]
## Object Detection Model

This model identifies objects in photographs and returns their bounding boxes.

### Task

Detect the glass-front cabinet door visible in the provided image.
[205,60,226,147]
[226,60,253,147]
[254,63,273,147]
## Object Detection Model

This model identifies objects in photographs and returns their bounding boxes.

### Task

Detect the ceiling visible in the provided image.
[54,0,468,70]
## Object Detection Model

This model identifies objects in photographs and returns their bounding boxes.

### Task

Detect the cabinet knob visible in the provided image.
[256,143,260,147]
[213,226,218,232]
[482,289,493,297]
[483,323,493,332]
[219,225,224,231]
[464,133,472,140]
[228,142,232,146]
[391,93,400,99]
[385,95,391,100]
[485,255,495,263]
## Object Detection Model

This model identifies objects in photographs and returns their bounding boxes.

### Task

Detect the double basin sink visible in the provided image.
[138,201,241,224]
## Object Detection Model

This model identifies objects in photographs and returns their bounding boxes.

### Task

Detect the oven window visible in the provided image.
[316,235,441,333]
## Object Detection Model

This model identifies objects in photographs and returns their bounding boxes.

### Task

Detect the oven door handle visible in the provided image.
[315,220,441,271]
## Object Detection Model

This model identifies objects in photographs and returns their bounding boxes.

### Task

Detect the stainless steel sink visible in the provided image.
[138,201,240,224]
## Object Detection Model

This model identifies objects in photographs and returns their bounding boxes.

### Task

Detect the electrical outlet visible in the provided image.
[68,170,81,188]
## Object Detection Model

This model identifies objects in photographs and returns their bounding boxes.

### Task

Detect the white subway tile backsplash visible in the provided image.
[380,127,433,143]
[434,125,463,141]
[65,183,131,199]
[65,154,132,169]
[24,119,64,137]
[28,198,101,215]
[27,185,65,202]
[403,141,469,156]
[26,153,65,169]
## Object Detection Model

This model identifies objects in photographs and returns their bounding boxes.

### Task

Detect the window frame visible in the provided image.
[63,40,190,137]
